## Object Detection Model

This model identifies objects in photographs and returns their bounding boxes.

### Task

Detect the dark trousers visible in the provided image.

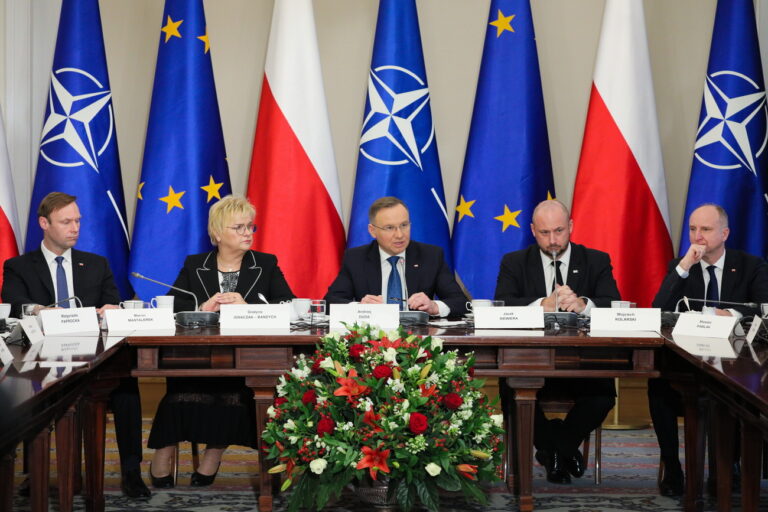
[647,377,683,460]
[534,378,615,456]
[109,377,143,472]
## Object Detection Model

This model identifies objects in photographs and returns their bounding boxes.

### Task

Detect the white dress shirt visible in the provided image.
[675,251,738,317]
[530,244,596,314]
[40,242,76,308]
[378,247,449,317]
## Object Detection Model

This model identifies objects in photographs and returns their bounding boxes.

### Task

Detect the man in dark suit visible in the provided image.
[650,203,768,496]
[1,192,150,498]
[494,199,620,484]
[325,196,467,317]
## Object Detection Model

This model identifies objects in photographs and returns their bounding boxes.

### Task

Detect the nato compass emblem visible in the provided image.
[694,70,767,176]
[359,65,435,169]
[39,68,114,172]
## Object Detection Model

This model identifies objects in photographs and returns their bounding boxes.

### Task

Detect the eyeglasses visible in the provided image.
[227,224,257,235]
[371,221,411,234]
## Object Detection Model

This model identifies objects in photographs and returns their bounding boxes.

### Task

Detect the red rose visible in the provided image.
[311,358,322,374]
[444,392,463,410]
[372,364,393,380]
[302,389,317,405]
[317,416,335,437]
[409,412,428,434]
[349,344,365,360]
[273,397,288,407]
[468,366,475,377]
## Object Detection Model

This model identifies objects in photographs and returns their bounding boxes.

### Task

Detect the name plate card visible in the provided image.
[473,306,544,329]
[40,336,99,358]
[746,315,766,344]
[672,312,738,339]
[590,308,661,334]
[20,317,45,345]
[219,304,290,329]
[329,303,400,329]
[40,307,99,335]
[106,309,175,334]
[672,334,737,359]
[0,338,13,365]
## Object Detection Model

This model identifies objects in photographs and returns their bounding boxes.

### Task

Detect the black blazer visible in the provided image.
[652,249,768,315]
[169,250,295,312]
[2,248,121,318]
[494,243,621,307]
[324,240,468,315]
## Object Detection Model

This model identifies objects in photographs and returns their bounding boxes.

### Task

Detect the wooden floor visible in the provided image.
[138,376,653,425]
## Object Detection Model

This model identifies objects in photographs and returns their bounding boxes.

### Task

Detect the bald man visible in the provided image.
[650,203,768,496]
[494,199,621,485]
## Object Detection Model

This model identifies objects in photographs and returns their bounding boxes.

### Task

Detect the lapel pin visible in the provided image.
[730,268,736,272]
[572,269,579,274]
[413,264,419,268]
[78,263,84,267]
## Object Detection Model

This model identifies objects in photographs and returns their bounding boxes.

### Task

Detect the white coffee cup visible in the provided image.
[120,300,146,309]
[610,300,631,308]
[151,295,174,309]
[466,299,493,311]
[761,303,768,318]
[292,298,311,321]
[0,303,10,319]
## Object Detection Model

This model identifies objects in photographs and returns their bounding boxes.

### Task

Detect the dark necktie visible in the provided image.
[387,255,403,310]
[551,260,564,294]
[705,265,719,308]
[55,256,70,308]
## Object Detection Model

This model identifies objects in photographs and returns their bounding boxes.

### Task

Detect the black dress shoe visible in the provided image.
[190,469,218,487]
[18,476,29,497]
[659,466,684,497]
[149,464,174,489]
[121,469,151,498]
[564,449,585,478]
[544,450,571,484]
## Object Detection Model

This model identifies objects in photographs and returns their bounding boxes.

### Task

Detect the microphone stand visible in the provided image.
[131,272,218,327]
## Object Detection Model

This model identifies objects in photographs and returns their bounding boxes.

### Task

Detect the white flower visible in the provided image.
[289,435,300,443]
[387,329,401,341]
[284,419,297,430]
[267,406,277,419]
[473,433,487,443]
[425,462,442,476]
[445,358,456,371]
[382,348,398,363]
[327,331,342,341]
[317,396,327,405]
[313,379,323,388]
[319,358,335,371]
[491,414,503,428]
[276,375,287,395]
[431,337,444,351]
[401,399,410,411]
[291,367,309,380]
[388,420,399,430]
[427,373,440,385]
[309,458,328,475]
[415,347,428,361]
[403,413,410,424]
[358,397,373,411]
[459,409,472,420]
[389,378,405,393]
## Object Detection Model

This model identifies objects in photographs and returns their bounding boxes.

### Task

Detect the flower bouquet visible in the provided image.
[262,324,505,512]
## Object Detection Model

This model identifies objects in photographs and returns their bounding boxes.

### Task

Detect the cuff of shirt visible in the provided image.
[675,264,690,278]
[434,300,449,318]
[581,297,596,316]
[529,298,545,307]
[727,308,742,320]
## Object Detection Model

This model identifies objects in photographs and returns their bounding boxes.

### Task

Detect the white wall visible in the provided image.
[0,0,740,252]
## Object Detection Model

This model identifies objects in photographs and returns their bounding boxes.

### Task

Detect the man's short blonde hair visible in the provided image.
[208,195,256,245]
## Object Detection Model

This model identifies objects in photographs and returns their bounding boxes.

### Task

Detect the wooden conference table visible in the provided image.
[121,325,663,512]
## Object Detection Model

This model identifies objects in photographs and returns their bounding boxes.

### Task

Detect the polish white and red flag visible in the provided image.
[0,107,21,295]
[571,0,673,307]
[247,0,345,299]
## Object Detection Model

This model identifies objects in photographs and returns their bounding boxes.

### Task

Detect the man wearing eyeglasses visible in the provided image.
[325,196,468,317]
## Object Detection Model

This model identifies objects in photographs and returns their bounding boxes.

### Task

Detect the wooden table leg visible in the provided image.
[675,381,706,512]
[0,451,15,512]
[507,377,545,512]
[711,401,734,512]
[56,405,77,512]
[499,378,516,491]
[29,427,50,512]
[81,387,110,512]
[741,420,761,512]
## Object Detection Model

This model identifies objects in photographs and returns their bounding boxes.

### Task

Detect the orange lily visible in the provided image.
[456,464,478,480]
[363,408,384,433]
[334,368,369,397]
[356,445,391,480]
[420,383,438,397]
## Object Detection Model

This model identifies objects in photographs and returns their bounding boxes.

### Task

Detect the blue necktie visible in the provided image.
[705,265,719,308]
[55,256,70,308]
[387,255,403,311]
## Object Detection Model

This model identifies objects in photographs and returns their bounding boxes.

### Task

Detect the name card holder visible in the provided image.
[106,308,175,335]
[746,315,767,345]
[672,312,738,339]
[219,304,290,329]
[0,338,13,365]
[40,307,99,336]
[473,306,544,329]
[590,308,661,337]
[329,303,400,329]
[671,334,737,359]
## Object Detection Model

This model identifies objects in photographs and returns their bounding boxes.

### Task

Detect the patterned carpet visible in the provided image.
[10,419,767,511]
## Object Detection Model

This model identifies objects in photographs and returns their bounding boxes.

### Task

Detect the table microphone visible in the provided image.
[130,272,218,327]
[674,296,759,313]
[45,296,83,308]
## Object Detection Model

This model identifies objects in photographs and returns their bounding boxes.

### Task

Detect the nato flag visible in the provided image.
[129,0,231,300]
[452,0,555,300]
[681,0,768,257]
[26,0,132,298]
[347,0,452,262]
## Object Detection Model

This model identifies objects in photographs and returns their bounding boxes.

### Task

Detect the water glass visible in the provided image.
[610,301,631,308]
[310,299,326,324]
[120,300,147,309]
[22,303,38,317]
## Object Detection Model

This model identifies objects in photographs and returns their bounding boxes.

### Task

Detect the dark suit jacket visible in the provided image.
[169,250,295,312]
[494,243,621,307]
[324,240,469,315]
[652,249,768,315]
[2,248,121,318]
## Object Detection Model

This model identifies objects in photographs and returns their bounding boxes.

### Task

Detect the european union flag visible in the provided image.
[347,0,452,261]
[26,0,132,298]
[681,0,768,257]
[451,0,555,299]
[129,0,231,299]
